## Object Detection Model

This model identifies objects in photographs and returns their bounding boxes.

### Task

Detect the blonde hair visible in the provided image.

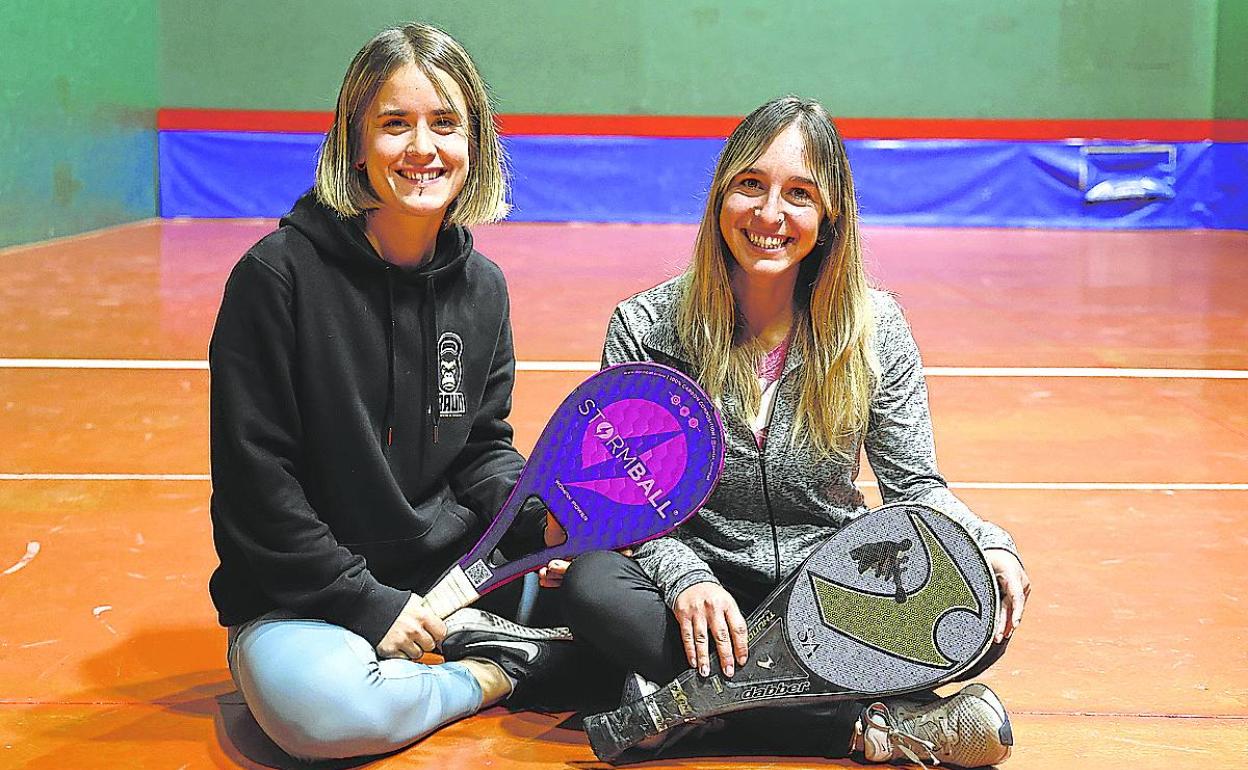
[314,22,508,225]
[676,96,878,460]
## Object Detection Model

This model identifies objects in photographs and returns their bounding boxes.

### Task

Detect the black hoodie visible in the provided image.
[208,192,542,646]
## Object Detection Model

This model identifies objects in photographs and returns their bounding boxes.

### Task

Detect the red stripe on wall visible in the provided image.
[1211,121,1248,142]
[496,114,743,137]
[157,109,1248,141]
[158,109,333,133]
[838,118,1248,142]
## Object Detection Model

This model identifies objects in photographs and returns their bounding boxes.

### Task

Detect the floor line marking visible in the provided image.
[0,474,1245,491]
[924,366,1248,379]
[3,359,1248,378]
[856,481,1248,491]
[0,474,211,481]
[0,359,209,370]
[517,361,600,372]
[1003,710,1248,720]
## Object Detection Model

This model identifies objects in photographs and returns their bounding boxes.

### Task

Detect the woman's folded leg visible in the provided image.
[228,612,483,761]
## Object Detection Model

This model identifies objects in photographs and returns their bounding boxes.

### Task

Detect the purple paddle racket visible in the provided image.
[419,362,725,617]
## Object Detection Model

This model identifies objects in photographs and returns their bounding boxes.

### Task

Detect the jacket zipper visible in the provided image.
[756,366,791,587]
[757,441,782,586]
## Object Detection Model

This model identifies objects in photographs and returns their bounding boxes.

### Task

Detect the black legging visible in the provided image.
[561,550,1009,758]
[468,569,624,711]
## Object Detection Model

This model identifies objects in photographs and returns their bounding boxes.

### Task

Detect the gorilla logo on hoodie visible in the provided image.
[438,332,466,418]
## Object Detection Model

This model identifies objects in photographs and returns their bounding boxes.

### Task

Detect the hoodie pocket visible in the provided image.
[343,497,480,590]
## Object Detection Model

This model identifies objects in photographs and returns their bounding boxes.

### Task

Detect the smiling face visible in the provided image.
[359,63,470,224]
[718,123,825,284]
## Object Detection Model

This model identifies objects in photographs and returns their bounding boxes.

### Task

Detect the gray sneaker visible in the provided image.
[861,683,1013,768]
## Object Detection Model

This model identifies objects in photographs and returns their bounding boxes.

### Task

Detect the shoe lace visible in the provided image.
[907,709,980,767]
[884,723,941,768]
[917,715,962,757]
[865,703,941,768]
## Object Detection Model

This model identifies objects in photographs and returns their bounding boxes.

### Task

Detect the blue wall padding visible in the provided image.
[849,140,1245,229]
[159,131,1247,229]
[159,131,322,218]
[1211,143,1248,228]
[506,136,719,222]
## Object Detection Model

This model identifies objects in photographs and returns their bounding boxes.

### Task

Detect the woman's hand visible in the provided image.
[539,543,633,589]
[376,594,447,660]
[538,559,570,588]
[986,549,1030,643]
[538,512,570,587]
[543,512,565,547]
[672,582,749,678]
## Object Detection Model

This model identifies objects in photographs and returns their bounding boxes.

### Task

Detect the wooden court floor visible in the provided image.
[0,221,1245,768]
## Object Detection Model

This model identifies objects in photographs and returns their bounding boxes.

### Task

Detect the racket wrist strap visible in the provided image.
[422,564,480,618]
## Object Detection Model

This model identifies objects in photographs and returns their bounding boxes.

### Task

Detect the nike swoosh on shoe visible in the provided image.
[465,639,541,663]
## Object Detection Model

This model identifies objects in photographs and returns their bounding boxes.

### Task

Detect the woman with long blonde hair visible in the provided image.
[557,97,1031,767]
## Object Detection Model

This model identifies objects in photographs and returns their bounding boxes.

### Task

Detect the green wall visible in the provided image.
[0,0,1240,249]
[1214,0,1248,119]
[159,0,1220,119]
[0,0,158,249]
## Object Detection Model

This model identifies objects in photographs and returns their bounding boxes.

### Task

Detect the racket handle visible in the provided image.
[420,564,481,618]
[584,681,696,762]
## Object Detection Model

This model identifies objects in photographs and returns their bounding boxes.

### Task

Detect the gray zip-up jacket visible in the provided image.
[603,278,1019,607]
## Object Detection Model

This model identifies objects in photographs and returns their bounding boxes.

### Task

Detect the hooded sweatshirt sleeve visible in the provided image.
[864,293,1019,559]
[210,252,409,645]
[601,304,720,607]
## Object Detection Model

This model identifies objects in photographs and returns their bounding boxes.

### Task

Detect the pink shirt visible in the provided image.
[753,333,792,449]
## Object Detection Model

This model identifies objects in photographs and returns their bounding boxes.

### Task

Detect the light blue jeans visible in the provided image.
[227,610,484,761]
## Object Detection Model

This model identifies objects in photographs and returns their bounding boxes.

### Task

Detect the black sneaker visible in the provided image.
[439,608,576,703]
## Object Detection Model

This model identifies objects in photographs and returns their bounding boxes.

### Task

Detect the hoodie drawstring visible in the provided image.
[384,273,442,447]
[425,279,440,444]
[382,272,442,449]
[384,269,397,448]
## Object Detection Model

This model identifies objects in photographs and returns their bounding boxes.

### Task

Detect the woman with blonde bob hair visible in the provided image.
[313,23,507,225]
[558,97,1031,767]
[209,23,578,761]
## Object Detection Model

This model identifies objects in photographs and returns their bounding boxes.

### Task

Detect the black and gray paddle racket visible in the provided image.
[584,502,998,762]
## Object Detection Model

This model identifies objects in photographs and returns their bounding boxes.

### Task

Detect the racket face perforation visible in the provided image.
[455,363,725,595]
[784,502,996,694]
